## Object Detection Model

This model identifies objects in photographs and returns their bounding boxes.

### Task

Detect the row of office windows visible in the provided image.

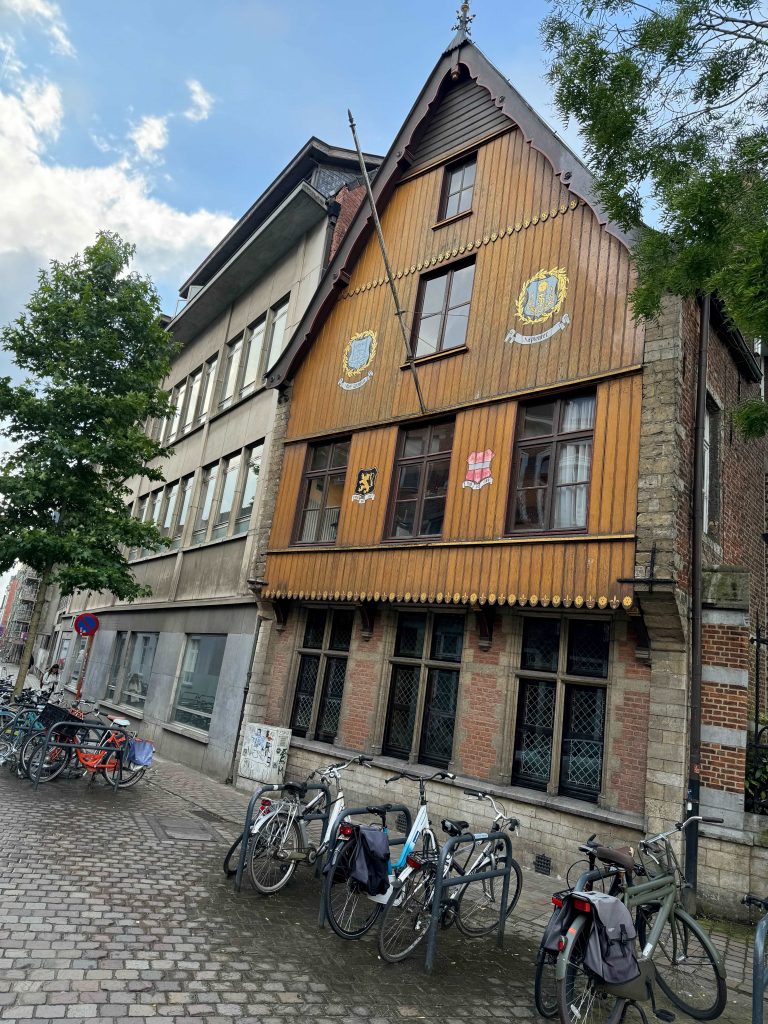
[150,295,289,445]
[130,443,262,559]
[104,630,226,733]
[295,391,596,544]
[289,609,611,803]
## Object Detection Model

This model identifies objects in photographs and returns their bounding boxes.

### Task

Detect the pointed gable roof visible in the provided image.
[266,35,635,390]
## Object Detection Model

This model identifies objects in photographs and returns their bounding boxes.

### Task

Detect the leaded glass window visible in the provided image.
[383,612,465,768]
[290,608,353,743]
[512,616,610,803]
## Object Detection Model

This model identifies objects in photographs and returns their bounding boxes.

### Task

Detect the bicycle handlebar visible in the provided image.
[385,770,455,784]
[642,814,724,849]
[743,893,768,911]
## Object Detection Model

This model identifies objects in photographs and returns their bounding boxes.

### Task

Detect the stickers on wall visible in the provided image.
[462,449,495,491]
[505,267,571,345]
[352,468,377,504]
[338,330,377,390]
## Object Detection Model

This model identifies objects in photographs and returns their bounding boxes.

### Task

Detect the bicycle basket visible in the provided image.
[637,838,675,880]
[37,703,84,729]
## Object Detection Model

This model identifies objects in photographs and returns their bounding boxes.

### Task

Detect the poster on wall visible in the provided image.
[238,723,292,784]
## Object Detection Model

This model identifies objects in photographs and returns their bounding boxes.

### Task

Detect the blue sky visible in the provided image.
[0,0,583,359]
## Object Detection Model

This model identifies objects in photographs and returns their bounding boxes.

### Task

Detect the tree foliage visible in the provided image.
[0,232,176,599]
[542,1,768,345]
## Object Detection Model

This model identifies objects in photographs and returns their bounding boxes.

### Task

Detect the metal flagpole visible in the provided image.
[348,110,427,415]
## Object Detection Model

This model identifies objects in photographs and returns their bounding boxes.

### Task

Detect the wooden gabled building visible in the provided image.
[247,20,767,900]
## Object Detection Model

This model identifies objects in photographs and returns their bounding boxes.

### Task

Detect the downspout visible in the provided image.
[226,614,264,786]
[686,291,710,887]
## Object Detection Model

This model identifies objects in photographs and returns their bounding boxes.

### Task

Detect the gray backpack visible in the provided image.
[572,891,640,985]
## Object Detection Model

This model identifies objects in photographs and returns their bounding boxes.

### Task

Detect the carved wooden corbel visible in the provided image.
[358,600,376,641]
[475,606,495,651]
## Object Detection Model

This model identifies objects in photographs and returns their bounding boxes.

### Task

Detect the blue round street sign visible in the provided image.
[73,613,100,637]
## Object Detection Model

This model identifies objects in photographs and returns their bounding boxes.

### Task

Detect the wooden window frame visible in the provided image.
[506,391,596,536]
[511,615,610,803]
[289,607,354,743]
[382,611,465,769]
[437,154,477,222]
[293,438,350,546]
[410,258,476,359]
[385,420,454,541]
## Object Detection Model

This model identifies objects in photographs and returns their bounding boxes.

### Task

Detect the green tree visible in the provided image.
[0,232,177,692]
[542,1,768,432]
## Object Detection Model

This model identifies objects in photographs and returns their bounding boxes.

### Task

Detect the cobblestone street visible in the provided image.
[0,758,757,1023]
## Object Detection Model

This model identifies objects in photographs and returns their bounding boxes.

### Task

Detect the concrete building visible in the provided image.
[57,139,379,778]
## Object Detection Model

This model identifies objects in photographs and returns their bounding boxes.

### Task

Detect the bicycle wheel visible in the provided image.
[557,914,622,1024]
[248,811,301,894]
[323,838,382,939]
[103,759,146,788]
[648,907,726,1020]
[378,863,436,962]
[455,852,522,937]
[534,946,559,1019]
[23,731,72,783]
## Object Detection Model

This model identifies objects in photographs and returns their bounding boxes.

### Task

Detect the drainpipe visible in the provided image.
[686,291,710,887]
[226,614,263,786]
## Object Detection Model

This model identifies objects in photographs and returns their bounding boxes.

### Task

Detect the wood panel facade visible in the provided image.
[264,83,643,611]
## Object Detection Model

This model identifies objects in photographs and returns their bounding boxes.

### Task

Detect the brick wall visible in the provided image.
[337,612,386,751]
[329,184,366,262]
[608,620,651,815]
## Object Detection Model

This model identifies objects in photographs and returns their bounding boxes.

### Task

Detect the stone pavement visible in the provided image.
[0,757,759,1023]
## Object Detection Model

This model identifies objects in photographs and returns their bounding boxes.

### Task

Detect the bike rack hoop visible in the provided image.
[232,780,332,891]
[754,912,768,1024]
[424,829,515,974]
[317,803,414,929]
[32,720,131,793]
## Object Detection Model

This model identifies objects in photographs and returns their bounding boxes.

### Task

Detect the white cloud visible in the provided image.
[0,66,233,332]
[129,114,169,163]
[0,0,74,57]
[184,79,213,122]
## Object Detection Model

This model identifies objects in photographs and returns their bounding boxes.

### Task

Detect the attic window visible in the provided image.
[439,155,476,220]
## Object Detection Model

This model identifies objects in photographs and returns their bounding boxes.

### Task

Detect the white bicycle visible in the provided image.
[322,768,455,940]
[246,754,373,894]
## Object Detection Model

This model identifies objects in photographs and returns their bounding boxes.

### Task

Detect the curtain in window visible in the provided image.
[553,441,592,529]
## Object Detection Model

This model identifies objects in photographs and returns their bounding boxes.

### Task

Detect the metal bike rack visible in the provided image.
[31,719,130,793]
[317,803,414,928]
[424,829,515,973]
[753,912,768,1024]
[229,781,332,891]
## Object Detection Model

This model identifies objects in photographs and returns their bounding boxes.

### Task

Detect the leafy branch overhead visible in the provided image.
[542,1,768,344]
[0,231,178,599]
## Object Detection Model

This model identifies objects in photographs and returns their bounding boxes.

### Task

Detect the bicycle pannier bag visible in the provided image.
[572,891,640,985]
[126,738,154,767]
[350,825,390,896]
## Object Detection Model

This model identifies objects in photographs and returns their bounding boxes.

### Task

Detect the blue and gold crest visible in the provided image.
[339,330,376,390]
[506,266,571,346]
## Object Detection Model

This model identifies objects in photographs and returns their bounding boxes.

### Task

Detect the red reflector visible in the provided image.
[259,798,272,812]
[557,937,565,952]
[406,854,422,870]
[551,896,563,908]
[339,823,354,838]
[573,898,592,913]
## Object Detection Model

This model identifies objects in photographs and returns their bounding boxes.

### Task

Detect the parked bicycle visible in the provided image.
[322,768,454,941]
[22,703,151,787]
[244,753,373,894]
[743,893,768,1024]
[554,815,727,1024]
[377,786,522,962]
[535,833,626,1018]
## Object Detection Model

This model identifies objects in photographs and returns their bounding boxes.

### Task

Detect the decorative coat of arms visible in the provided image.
[338,330,376,390]
[462,449,494,490]
[352,468,377,503]
[505,267,571,345]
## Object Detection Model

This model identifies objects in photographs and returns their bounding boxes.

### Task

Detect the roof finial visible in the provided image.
[453,0,474,39]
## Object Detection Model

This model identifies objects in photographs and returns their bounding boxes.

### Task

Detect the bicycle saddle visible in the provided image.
[108,717,131,728]
[441,818,469,837]
[594,845,636,875]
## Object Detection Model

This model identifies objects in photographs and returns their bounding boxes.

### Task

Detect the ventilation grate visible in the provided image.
[535,853,552,876]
